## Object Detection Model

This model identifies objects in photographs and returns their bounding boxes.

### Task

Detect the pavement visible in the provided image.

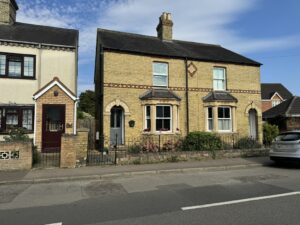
[0,156,270,185]
[1,157,300,225]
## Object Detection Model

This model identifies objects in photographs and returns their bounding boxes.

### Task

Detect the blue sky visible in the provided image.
[17,0,300,95]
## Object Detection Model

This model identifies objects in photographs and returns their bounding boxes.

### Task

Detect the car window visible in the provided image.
[276,133,300,141]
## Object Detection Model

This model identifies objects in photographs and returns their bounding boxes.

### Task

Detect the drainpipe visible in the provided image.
[185,58,190,134]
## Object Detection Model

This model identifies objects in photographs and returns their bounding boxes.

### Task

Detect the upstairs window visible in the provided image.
[213,67,226,91]
[8,55,22,77]
[0,53,35,79]
[24,57,34,77]
[156,105,172,131]
[0,55,6,76]
[153,62,168,87]
[272,99,281,107]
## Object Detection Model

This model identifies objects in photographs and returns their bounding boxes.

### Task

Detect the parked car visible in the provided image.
[270,131,300,162]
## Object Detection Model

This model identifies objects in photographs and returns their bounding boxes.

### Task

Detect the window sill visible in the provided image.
[142,131,179,135]
[0,76,36,80]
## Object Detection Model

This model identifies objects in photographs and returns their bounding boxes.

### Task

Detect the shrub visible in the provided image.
[263,123,279,146]
[162,139,182,152]
[182,132,222,151]
[4,128,31,142]
[128,144,142,154]
[141,140,159,152]
[235,137,262,149]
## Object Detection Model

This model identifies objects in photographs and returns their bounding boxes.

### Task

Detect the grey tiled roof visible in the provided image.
[140,89,181,100]
[203,91,238,103]
[261,83,293,100]
[0,22,78,47]
[97,29,261,66]
[263,96,300,119]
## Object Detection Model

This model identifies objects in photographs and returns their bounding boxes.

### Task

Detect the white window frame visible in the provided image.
[153,62,168,87]
[218,106,232,132]
[156,105,172,133]
[0,55,6,76]
[213,67,226,91]
[144,105,151,131]
[207,107,213,131]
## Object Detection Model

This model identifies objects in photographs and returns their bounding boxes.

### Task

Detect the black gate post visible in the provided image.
[115,133,118,165]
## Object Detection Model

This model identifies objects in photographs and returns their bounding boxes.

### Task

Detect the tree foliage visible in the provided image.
[78,90,95,117]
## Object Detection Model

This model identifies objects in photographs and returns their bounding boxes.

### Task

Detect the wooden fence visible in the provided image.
[77,118,96,150]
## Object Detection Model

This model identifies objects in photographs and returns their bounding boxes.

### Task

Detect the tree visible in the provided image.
[78,90,95,117]
[263,122,279,146]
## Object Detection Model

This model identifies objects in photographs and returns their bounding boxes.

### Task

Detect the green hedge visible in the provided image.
[182,132,222,151]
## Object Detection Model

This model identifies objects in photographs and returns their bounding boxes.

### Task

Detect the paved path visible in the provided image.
[0,157,270,185]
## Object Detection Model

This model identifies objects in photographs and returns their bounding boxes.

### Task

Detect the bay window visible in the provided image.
[156,105,172,131]
[213,67,226,91]
[145,105,151,131]
[0,107,34,133]
[207,107,213,131]
[153,62,168,87]
[0,53,35,79]
[218,107,232,131]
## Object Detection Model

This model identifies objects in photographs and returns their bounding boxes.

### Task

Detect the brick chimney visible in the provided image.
[0,0,19,25]
[156,12,173,41]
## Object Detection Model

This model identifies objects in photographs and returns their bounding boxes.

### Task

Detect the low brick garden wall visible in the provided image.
[0,141,32,171]
[116,148,270,165]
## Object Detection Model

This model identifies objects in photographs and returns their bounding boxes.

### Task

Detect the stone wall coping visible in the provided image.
[77,128,90,132]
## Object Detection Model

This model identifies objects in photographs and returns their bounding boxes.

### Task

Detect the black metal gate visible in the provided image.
[33,150,60,168]
[86,150,116,166]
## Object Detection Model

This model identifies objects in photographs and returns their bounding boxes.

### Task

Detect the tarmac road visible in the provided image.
[0,161,300,225]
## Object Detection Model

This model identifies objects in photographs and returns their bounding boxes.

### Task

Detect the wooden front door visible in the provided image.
[42,105,65,153]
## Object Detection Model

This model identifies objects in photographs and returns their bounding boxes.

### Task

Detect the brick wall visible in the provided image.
[99,52,263,143]
[35,85,75,150]
[262,101,272,112]
[0,141,32,171]
[60,128,89,168]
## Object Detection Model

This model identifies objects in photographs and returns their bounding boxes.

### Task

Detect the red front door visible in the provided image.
[42,105,65,153]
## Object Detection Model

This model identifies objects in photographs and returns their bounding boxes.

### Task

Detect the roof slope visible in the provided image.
[97,29,261,66]
[0,22,78,47]
[261,83,293,100]
[263,96,300,119]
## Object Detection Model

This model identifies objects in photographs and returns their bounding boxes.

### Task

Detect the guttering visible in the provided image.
[185,58,190,134]
[73,100,78,135]
[0,38,76,49]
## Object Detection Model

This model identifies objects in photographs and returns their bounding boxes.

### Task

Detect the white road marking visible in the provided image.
[46,223,62,225]
[181,191,300,211]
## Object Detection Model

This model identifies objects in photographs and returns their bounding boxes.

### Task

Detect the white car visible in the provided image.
[270,131,300,162]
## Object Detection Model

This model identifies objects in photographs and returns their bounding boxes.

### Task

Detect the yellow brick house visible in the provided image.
[95,12,263,146]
